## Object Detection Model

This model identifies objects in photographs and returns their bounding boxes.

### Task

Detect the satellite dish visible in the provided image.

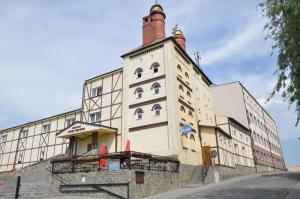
[181,124,192,134]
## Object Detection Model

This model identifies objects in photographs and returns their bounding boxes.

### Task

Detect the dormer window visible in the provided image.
[151,83,161,95]
[91,86,102,97]
[150,62,160,73]
[135,88,143,99]
[135,68,143,79]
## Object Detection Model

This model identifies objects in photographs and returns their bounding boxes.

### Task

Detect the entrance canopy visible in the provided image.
[56,122,117,139]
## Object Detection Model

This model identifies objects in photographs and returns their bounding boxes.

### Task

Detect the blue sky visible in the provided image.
[0,0,299,167]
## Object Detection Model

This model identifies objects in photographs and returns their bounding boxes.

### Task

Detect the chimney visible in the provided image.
[142,4,166,46]
[172,25,186,51]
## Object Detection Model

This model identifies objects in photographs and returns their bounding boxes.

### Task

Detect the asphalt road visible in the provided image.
[145,172,300,199]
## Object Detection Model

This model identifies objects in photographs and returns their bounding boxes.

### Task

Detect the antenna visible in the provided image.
[194,49,202,68]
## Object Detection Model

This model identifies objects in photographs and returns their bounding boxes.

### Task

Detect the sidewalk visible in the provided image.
[143,173,261,199]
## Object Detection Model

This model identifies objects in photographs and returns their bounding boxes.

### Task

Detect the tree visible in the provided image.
[259,0,300,126]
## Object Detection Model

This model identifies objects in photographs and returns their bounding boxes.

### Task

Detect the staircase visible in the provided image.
[183,165,211,188]
[0,160,64,199]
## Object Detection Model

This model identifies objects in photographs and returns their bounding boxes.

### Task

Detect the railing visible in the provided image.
[60,183,130,199]
[51,151,180,174]
[200,165,210,184]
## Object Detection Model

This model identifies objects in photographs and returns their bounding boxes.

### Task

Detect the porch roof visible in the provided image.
[56,122,117,139]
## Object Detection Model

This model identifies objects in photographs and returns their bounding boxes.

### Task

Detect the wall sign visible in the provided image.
[109,159,120,171]
[68,126,86,134]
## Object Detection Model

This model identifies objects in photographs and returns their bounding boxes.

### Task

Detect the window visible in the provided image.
[187,91,191,98]
[185,72,189,79]
[179,84,184,92]
[135,108,143,120]
[66,118,75,127]
[90,112,101,123]
[177,65,182,72]
[151,83,161,95]
[21,130,28,138]
[150,62,159,73]
[1,135,7,142]
[180,105,186,113]
[42,124,51,134]
[135,88,143,99]
[91,86,102,97]
[152,104,161,116]
[135,68,143,79]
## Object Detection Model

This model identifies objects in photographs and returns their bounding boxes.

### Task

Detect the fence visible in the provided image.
[50,151,180,174]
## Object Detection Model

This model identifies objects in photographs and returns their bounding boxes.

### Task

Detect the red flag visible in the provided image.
[125,140,130,152]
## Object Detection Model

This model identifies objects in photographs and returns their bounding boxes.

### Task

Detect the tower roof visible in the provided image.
[150,4,164,13]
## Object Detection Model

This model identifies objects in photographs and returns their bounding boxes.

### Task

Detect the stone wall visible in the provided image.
[49,164,197,199]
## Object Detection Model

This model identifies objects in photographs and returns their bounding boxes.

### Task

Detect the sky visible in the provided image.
[0,0,299,167]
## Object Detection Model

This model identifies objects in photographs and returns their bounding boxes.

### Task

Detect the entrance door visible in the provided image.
[202,146,212,166]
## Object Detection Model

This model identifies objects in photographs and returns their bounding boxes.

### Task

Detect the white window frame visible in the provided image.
[135,109,143,120]
[90,112,101,123]
[42,124,51,134]
[66,118,76,127]
[135,88,143,99]
[21,130,28,138]
[152,83,161,95]
[1,135,7,142]
[135,68,143,79]
[91,86,102,97]
[152,105,161,116]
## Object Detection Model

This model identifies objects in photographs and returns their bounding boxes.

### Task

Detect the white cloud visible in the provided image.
[202,20,268,66]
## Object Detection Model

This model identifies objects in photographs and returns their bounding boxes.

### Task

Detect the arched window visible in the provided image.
[150,62,160,73]
[134,68,143,79]
[135,87,143,99]
[177,65,182,72]
[152,104,162,116]
[185,72,189,79]
[187,91,191,97]
[190,134,196,151]
[188,111,193,117]
[179,84,184,92]
[151,83,161,94]
[180,105,186,113]
[134,108,144,120]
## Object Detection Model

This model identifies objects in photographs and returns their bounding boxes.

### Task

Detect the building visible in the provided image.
[200,115,254,168]
[212,82,286,171]
[0,4,284,173]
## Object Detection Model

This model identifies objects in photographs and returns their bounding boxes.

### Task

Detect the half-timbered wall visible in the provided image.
[0,109,81,172]
[82,69,123,151]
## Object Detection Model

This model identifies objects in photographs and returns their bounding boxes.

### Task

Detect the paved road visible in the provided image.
[145,172,300,199]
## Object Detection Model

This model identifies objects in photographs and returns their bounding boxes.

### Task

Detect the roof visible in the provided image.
[121,36,213,85]
[84,67,123,83]
[0,108,82,132]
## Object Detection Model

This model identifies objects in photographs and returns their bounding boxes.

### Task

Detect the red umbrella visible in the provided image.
[98,144,107,168]
[125,140,130,152]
